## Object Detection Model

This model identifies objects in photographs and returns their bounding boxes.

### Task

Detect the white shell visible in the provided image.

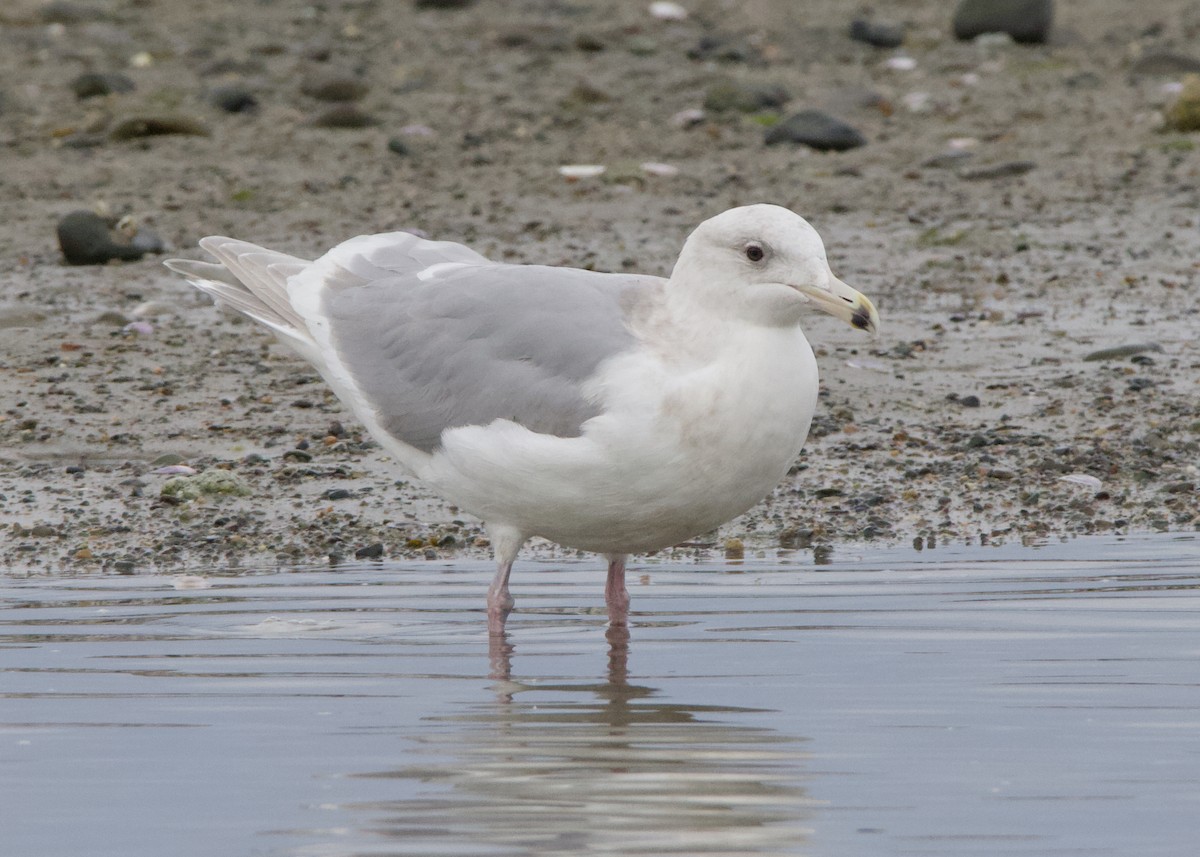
[558,164,607,179]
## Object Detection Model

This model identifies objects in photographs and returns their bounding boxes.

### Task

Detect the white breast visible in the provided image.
[419,321,819,554]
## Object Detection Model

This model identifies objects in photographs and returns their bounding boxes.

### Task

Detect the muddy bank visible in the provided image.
[1,0,1197,573]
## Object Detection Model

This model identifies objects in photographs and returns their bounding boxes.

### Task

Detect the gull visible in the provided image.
[165,204,879,632]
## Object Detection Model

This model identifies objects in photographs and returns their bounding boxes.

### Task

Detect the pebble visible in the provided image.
[1083,342,1163,362]
[704,80,789,113]
[764,110,866,151]
[128,226,166,255]
[958,160,1036,180]
[152,464,197,476]
[208,85,259,113]
[1060,473,1102,490]
[57,211,146,265]
[922,150,975,168]
[558,164,606,180]
[387,137,411,156]
[671,107,706,128]
[849,19,905,49]
[574,32,605,52]
[947,392,981,407]
[355,542,384,559]
[109,115,210,140]
[41,2,106,24]
[649,1,688,21]
[323,488,352,500]
[641,161,679,177]
[71,71,135,99]
[778,526,814,549]
[952,0,1054,44]
[308,104,378,128]
[414,0,475,8]
[301,73,369,102]
[688,34,758,63]
[1164,75,1200,132]
[1129,52,1200,76]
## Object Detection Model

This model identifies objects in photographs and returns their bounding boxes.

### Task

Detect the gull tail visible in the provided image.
[165,237,315,351]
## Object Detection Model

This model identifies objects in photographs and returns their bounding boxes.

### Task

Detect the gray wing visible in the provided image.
[322,262,660,453]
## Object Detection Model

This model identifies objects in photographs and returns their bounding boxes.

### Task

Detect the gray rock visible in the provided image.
[208,85,258,113]
[71,72,135,99]
[129,227,166,254]
[355,542,384,559]
[1129,52,1200,76]
[764,110,866,151]
[921,150,974,168]
[952,0,1053,44]
[57,211,146,265]
[1083,343,1163,362]
[849,19,905,49]
[414,0,474,8]
[704,80,789,113]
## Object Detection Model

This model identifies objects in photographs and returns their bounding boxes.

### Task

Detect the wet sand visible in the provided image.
[1,0,1197,572]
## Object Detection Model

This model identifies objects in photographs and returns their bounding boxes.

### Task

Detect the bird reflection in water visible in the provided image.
[351,625,816,855]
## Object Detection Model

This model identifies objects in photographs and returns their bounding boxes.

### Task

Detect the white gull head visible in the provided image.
[670,203,879,333]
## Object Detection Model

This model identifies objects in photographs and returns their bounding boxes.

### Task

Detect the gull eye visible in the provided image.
[745,243,764,262]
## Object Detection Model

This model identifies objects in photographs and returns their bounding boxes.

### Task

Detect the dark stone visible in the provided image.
[41,2,105,24]
[952,0,1054,44]
[959,394,981,407]
[208,86,259,113]
[57,211,146,265]
[71,72,135,99]
[849,19,905,48]
[109,115,210,140]
[574,32,606,52]
[414,0,474,8]
[354,542,384,559]
[387,137,411,156]
[301,74,369,102]
[764,110,866,151]
[323,488,352,500]
[688,34,759,64]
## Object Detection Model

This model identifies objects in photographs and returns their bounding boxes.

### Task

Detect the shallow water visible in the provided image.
[3,533,1198,856]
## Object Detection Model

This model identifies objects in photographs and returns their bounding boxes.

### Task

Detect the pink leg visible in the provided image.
[486,558,515,636]
[605,553,630,627]
[486,524,525,636]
